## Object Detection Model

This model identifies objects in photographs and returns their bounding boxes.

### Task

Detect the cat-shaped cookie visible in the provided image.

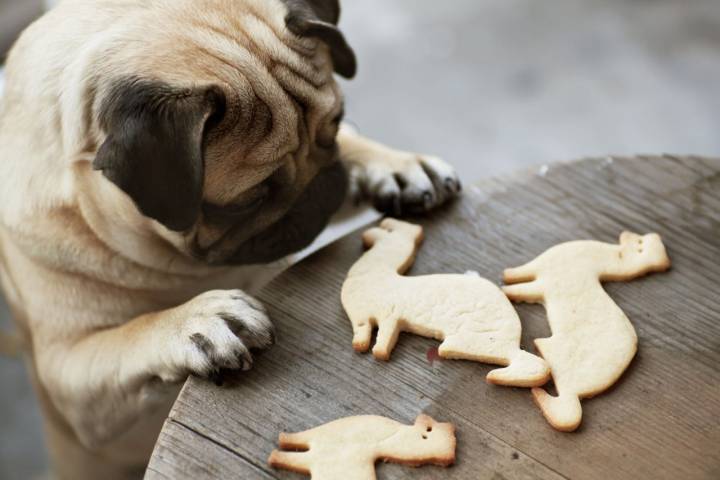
[268,414,455,480]
[503,231,671,431]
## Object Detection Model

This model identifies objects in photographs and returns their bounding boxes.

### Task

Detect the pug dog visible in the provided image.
[0,0,461,478]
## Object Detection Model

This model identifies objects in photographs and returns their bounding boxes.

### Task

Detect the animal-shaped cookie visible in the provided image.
[341,218,550,387]
[268,414,456,480]
[503,231,671,431]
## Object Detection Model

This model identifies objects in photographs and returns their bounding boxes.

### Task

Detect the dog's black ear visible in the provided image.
[298,0,341,24]
[94,79,225,232]
[282,0,357,78]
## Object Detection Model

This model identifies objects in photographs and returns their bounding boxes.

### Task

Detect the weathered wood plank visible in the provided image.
[149,156,720,479]
[167,336,567,479]
[145,419,274,479]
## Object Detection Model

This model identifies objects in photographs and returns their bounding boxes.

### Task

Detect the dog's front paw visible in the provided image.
[170,290,275,383]
[349,152,461,215]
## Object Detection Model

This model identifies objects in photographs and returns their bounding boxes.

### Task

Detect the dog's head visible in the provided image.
[90,0,355,265]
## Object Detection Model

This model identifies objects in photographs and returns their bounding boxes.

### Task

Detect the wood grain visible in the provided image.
[147,156,720,479]
[145,418,274,479]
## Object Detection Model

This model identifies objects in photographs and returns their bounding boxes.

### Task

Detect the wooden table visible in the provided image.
[146,156,720,480]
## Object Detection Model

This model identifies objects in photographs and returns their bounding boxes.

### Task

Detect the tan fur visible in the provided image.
[0,1,459,478]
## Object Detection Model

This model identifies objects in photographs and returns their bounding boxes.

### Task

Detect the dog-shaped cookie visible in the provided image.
[269,414,456,479]
[503,231,671,431]
[342,218,549,387]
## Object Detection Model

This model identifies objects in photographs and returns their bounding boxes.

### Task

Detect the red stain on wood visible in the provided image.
[426,346,440,365]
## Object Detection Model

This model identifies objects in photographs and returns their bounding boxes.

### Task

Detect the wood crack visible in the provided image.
[169,418,279,479]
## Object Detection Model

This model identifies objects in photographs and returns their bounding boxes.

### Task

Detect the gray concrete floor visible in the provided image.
[1,0,720,478]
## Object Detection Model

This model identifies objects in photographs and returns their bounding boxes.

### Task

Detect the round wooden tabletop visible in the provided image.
[147,155,720,480]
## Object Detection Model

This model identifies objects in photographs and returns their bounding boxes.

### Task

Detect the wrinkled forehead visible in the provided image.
[197,2,341,122]
[155,1,343,187]
[111,0,340,100]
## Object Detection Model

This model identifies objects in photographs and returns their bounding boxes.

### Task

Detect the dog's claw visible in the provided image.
[422,192,434,210]
[444,178,459,194]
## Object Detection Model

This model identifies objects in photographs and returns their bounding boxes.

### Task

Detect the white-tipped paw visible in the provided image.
[349,152,461,215]
[171,290,275,384]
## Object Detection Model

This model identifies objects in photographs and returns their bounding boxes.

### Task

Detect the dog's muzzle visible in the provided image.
[225,161,348,265]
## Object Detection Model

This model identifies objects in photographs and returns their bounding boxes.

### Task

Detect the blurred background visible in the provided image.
[1,0,719,478]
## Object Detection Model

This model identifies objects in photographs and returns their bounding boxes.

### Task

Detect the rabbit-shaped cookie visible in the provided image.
[503,232,671,431]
